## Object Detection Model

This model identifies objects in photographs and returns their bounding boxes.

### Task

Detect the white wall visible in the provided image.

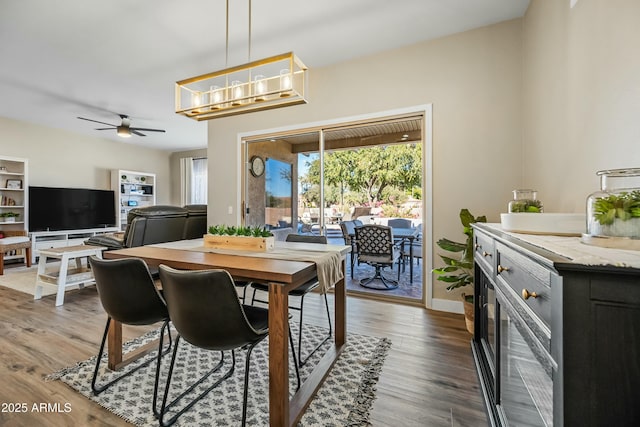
[0,116,171,202]
[522,0,640,211]
[207,19,525,302]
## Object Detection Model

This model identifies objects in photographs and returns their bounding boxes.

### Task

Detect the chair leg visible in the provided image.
[159,337,234,427]
[92,318,172,397]
[297,293,333,367]
[359,265,398,290]
[288,324,301,391]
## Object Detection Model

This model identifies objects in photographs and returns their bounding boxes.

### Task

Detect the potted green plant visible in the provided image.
[433,208,486,334]
[1,212,20,222]
[205,225,274,251]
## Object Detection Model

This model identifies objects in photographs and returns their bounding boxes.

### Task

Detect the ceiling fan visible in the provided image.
[77,114,166,138]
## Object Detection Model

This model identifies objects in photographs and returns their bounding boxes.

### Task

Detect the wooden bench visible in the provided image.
[0,230,32,275]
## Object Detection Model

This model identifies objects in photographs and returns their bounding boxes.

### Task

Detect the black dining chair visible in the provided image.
[157,265,300,427]
[250,233,332,366]
[88,256,172,417]
[354,224,401,289]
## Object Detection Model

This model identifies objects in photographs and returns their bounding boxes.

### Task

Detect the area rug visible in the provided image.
[0,265,57,297]
[47,324,391,426]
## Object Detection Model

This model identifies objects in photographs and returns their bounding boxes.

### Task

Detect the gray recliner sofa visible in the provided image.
[86,204,207,250]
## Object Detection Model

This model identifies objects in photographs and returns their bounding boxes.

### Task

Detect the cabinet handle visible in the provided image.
[497,265,510,273]
[482,251,491,257]
[522,288,538,300]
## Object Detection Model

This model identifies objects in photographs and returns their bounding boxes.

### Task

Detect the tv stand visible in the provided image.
[30,227,119,263]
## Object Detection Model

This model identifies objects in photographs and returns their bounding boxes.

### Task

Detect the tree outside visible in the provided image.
[299,144,422,219]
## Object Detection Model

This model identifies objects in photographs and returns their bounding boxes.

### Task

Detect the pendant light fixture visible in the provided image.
[175,0,308,121]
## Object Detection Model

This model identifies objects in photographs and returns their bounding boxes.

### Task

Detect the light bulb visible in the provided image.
[210,85,223,109]
[231,80,243,105]
[254,75,266,101]
[279,69,292,96]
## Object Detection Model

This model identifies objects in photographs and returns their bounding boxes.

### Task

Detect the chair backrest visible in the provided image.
[89,256,168,325]
[158,265,266,350]
[285,233,327,244]
[339,221,356,245]
[387,218,412,229]
[352,219,364,227]
[355,224,394,257]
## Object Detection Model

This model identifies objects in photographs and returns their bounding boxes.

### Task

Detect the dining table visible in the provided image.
[391,227,420,283]
[103,239,350,427]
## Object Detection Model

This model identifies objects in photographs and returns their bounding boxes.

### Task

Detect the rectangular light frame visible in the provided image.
[175,52,308,121]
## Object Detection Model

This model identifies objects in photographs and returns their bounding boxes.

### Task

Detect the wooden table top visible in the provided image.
[104,244,339,290]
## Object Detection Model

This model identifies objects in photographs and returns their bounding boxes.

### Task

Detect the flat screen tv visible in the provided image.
[29,186,116,232]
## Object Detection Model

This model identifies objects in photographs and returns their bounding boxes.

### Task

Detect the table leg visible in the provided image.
[268,282,290,426]
[335,258,346,346]
[409,237,414,284]
[55,254,70,306]
[107,319,123,370]
[34,254,48,300]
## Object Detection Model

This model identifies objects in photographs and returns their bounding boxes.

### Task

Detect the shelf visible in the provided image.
[38,267,95,286]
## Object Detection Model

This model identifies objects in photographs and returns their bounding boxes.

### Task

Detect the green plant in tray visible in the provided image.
[208,224,273,237]
[593,190,640,225]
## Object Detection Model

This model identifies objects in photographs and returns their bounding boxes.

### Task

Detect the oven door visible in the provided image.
[496,288,554,427]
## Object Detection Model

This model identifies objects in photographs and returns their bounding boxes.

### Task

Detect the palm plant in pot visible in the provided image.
[433,208,486,334]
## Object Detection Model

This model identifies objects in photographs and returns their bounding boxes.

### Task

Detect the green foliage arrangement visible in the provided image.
[433,209,486,300]
[207,225,273,238]
[509,199,543,213]
[0,212,20,218]
[593,191,640,225]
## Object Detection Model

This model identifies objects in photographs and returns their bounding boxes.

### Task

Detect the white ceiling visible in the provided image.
[0,0,529,152]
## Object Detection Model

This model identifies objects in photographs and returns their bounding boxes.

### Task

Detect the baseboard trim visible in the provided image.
[431,298,463,314]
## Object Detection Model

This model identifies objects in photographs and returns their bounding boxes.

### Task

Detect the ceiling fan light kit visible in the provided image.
[175,0,308,121]
[77,114,166,138]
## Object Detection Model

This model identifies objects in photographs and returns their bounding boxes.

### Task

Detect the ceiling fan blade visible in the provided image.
[130,127,166,133]
[95,127,116,130]
[131,130,146,137]
[77,117,117,127]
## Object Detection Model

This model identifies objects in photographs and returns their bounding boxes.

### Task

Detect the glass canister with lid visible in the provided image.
[586,168,640,241]
[508,189,544,213]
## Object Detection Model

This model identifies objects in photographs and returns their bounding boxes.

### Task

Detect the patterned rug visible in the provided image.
[48,324,391,426]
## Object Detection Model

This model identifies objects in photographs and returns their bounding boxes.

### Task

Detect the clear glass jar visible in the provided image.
[508,189,543,213]
[586,168,640,239]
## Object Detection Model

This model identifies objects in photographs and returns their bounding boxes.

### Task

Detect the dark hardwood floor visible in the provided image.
[0,281,487,426]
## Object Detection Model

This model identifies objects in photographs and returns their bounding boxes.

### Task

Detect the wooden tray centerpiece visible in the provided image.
[204,225,274,252]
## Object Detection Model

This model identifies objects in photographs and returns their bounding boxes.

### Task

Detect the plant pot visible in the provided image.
[463,298,474,335]
[203,234,275,252]
[4,217,16,223]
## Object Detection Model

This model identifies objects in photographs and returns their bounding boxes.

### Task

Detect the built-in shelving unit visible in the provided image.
[0,156,28,263]
[111,169,156,231]
[0,156,28,231]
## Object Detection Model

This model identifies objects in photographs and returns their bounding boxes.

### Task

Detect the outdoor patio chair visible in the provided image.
[339,221,358,279]
[354,224,400,290]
